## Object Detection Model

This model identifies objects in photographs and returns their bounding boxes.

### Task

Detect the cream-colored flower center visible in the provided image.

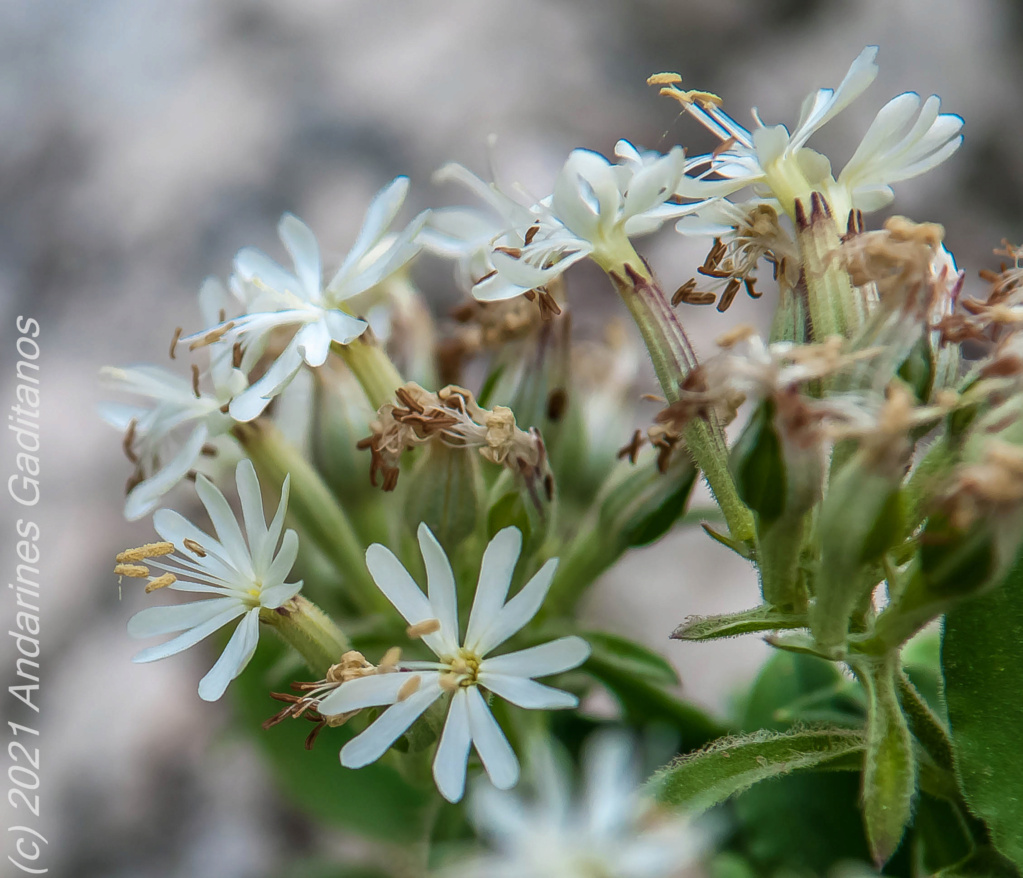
[441,648,481,690]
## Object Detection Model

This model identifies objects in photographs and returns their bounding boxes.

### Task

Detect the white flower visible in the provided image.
[126,459,302,701]
[186,177,427,422]
[669,46,963,223]
[317,523,590,803]
[448,732,705,878]
[99,279,248,521]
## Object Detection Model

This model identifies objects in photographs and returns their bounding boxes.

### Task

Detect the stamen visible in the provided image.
[232,342,243,368]
[617,429,644,464]
[439,674,460,693]
[122,419,139,464]
[716,278,741,312]
[191,364,201,399]
[647,72,682,86]
[397,675,422,702]
[169,327,182,360]
[145,573,177,593]
[183,538,207,557]
[379,646,402,671]
[115,563,150,578]
[407,618,441,639]
[116,542,175,563]
[188,322,236,351]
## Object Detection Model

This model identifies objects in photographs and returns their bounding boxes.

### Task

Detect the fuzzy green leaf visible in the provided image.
[943,560,1023,870]
[672,605,808,642]
[582,630,680,687]
[649,727,865,813]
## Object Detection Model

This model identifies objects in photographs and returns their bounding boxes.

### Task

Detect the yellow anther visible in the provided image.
[659,87,724,110]
[114,563,150,578]
[188,322,235,351]
[647,71,682,86]
[116,542,175,563]
[397,675,422,702]
[406,618,441,639]
[379,646,402,671]
[145,573,177,593]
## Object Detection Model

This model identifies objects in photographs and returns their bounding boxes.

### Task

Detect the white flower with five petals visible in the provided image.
[186,177,427,421]
[670,46,963,226]
[127,460,303,701]
[317,524,590,803]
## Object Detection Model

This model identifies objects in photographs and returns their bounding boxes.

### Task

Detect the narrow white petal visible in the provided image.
[258,578,303,610]
[323,309,369,345]
[318,670,434,715]
[464,527,521,653]
[365,544,448,655]
[234,247,302,298]
[278,213,322,302]
[262,530,300,592]
[473,558,558,656]
[330,177,410,286]
[433,688,473,803]
[465,687,519,790]
[124,424,208,521]
[295,318,331,368]
[235,459,267,551]
[228,340,305,422]
[152,509,237,585]
[418,523,459,646]
[481,637,591,678]
[195,474,252,575]
[198,607,260,701]
[127,597,239,638]
[131,602,248,663]
[339,679,442,768]
[262,476,291,569]
[478,673,578,710]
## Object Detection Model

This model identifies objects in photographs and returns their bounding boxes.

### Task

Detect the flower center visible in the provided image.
[443,648,481,689]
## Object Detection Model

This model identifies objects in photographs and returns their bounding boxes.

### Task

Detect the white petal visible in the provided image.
[318,669,437,715]
[262,475,290,569]
[365,544,448,655]
[478,673,578,710]
[235,459,267,550]
[473,557,558,656]
[295,318,331,368]
[278,213,322,302]
[339,678,442,768]
[330,177,410,286]
[258,578,303,610]
[228,340,305,422]
[582,732,637,835]
[234,247,302,299]
[481,636,591,678]
[323,309,369,345]
[127,597,239,638]
[131,602,248,663]
[152,509,237,585]
[198,607,260,701]
[195,473,252,575]
[262,530,300,593]
[124,424,208,521]
[464,527,521,653]
[465,686,519,790]
[418,523,459,646]
[433,688,473,803]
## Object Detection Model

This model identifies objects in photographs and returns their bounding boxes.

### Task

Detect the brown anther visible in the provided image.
[218,308,226,323]
[406,618,441,639]
[114,563,150,578]
[535,288,562,319]
[122,419,139,464]
[183,538,207,557]
[200,443,218,457]
[476,269,498,284]
[617,429,644,464]
[125,468,144,496]
[170,327,182,360]
[232,342,243,368]
[524,223,540,245]
[715,324,757,349]
[116,542,175,563]
[188,321,235,351]
[546,388,568,421]
[979,268,1001,283]
[672,278,697,306]
[191,364,201,399]
[495,246,523,258]
[145,573,177,593]
[712,137,737,159]
[439,674,461,693]
[397,675,422,702]
[716,278,741,312]
[743,277,761,299]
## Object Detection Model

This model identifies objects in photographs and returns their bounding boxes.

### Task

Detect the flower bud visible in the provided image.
[404,443,483,552]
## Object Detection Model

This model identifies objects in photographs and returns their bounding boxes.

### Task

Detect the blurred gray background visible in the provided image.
[1,0,1019,875]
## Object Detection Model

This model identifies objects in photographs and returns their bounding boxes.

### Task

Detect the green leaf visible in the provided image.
[937,847,1022,877]
[672,605,808,642]
[913,794,975,876]
[233,641,431,842]
[582,630,680,687]
[858,658,918,867]
[486,491,531,543]
[649,727,865,813]
[943,560,1023,870]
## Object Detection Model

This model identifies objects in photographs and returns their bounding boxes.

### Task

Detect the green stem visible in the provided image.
[333,336,404,410]
[604,256,755,543]
[757,513,809,611]
[260,595,349,675]
[235,419,383,615]
[896,669,955,772]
